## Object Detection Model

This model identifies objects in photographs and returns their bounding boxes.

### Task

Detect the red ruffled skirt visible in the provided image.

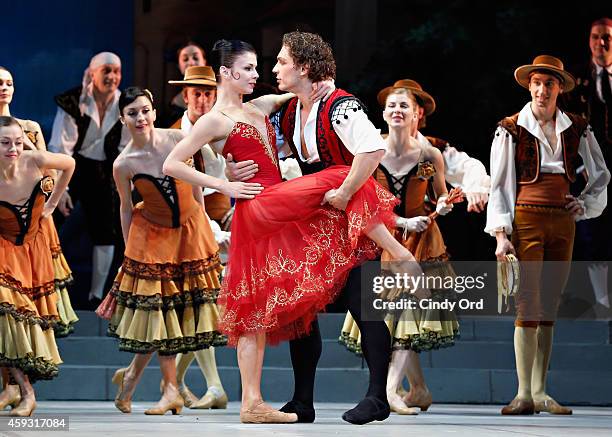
[218,165,398,345]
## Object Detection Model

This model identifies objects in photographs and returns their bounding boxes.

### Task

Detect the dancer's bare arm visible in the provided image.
[112,158,134,245]
[249,93,295,116]
[163,112,263,199]
[249,80,336,116]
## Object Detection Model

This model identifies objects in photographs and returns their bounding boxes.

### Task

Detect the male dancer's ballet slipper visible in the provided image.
[280,400,316,423]
[500,397,535,415]
[342,396,390,425]
[534,398,572,415]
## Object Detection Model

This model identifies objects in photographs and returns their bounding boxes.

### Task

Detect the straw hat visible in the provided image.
[377,79,436,115]
[514,55,575,92]
[168,66,216,87]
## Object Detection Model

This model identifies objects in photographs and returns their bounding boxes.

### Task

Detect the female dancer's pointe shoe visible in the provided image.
[144,395,184,415]
[9,397,36,417]
[112,368,132,414]
[0,385,21,410]
[191,388,228,409]
[534,398,572,415]
[240,401,298,424]
[388,394,418,415]
[403,389,432,412]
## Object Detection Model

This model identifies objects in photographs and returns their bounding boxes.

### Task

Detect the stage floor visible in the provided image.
[2,402,611,436]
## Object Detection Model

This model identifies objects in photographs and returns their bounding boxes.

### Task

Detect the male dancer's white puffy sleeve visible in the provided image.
[331,100,386,154]
[485,126,516,236]
[48,108,78,155]
[575,126,610,220]
[443,145,491,193]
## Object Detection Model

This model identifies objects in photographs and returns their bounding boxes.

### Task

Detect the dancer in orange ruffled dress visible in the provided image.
[0,66,78,413]
[96,87,226,416]
[0,116,75,416]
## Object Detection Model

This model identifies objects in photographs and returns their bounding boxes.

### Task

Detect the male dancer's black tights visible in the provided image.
[287,266,391,407]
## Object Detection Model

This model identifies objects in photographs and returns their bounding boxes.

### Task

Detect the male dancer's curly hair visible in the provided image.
[282,31,336,82]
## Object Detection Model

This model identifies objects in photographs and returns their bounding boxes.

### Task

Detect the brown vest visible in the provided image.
[498,111,587,185]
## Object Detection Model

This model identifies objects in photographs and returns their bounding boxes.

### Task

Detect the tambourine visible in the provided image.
[497,254,519,314]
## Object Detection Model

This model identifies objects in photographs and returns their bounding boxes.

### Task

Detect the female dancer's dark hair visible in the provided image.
[118,87,154,114]
[209,39,256,73]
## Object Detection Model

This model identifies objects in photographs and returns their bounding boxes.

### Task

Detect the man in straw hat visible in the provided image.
[169,65,233,229]
[166,65,230,411]
[486,55,610,415]
[49,51,130,306]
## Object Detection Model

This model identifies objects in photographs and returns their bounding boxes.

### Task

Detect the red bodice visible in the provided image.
[222,119,282,188]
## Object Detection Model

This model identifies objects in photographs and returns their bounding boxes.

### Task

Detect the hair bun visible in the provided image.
[209,39,255,74]
[212,39,230,52]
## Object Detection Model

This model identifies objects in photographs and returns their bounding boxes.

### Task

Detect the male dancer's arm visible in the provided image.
[322,100,386,211]
[322,150,384,210]
[484,126,517,261]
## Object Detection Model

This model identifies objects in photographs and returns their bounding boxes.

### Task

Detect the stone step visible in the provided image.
[57,335,612,371]
[56,337,364,368]
[429,341,612,371]
[35,365,612,406]
[72,311,611,344]
[462,318,611,344]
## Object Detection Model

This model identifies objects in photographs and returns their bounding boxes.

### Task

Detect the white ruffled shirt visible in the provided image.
[49,89,130,160]
[415,131,490,193]
[292,99,386,163]
[180,111,227,196]
[485,102,610,236]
